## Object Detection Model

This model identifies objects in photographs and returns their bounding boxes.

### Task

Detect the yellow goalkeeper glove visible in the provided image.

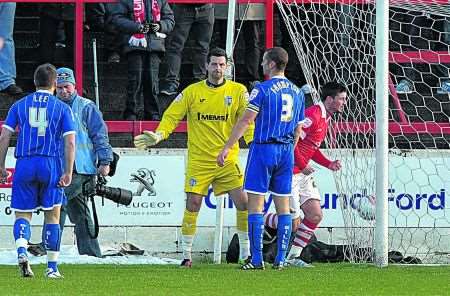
[134,131,163,149]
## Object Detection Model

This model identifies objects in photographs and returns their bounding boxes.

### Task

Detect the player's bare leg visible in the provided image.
[180,193,203,268]
[228,187,250,263]
[14,212,33,278]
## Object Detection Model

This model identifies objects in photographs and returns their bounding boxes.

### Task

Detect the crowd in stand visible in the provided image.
[1,2,269,121]
[0,3,449,121]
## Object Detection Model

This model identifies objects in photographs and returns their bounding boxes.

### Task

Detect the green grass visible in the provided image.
[0,263,449,295]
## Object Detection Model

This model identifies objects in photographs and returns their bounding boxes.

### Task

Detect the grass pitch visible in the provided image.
[0,263,449,295]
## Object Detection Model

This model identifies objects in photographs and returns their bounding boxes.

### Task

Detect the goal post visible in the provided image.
[375,0,390,268]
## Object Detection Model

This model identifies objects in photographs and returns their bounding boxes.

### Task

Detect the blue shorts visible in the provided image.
[11,156,65,212]
[244,143,294,196]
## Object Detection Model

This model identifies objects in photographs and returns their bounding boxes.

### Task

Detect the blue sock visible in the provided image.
[44,224,61,272]
[275,214,292,265]
[248,213,264,266]
[13,218,31,257]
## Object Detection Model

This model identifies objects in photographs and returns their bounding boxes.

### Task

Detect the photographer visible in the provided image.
[33,67,113,258]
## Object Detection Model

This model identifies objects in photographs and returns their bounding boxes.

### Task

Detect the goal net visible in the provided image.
[277,0,450,263]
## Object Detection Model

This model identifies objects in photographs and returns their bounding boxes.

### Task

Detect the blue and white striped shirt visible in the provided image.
[3,90,76,158]
[247,76,305,144]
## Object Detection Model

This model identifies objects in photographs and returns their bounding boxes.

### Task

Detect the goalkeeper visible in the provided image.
[134,48,254,267]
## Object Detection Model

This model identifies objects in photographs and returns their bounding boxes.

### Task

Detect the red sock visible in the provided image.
[263,212,278,229]
[292,218,318,248]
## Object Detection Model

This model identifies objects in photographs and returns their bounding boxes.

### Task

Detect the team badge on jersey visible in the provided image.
[249,88,259,101]
[189,177,197,187]
[244,92,249,101]
[224,96,232,106]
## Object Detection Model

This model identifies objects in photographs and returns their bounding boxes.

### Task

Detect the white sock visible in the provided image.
[15,238,28,250]
[287,245,303,260]
[237,231,250,260]
[181,235,194,260]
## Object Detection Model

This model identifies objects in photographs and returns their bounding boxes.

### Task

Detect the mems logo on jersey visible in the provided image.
[197,113,229,121]
[0,168,14,188]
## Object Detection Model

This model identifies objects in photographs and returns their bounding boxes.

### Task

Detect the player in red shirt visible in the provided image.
[264,81,347,266]
[289,81,347,265]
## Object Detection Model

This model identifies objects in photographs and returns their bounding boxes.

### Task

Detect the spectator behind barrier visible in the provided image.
[111,0,175,121]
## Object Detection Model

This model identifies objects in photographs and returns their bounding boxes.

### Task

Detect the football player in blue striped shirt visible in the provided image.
[0,63,76,278]
[218,47,305,270]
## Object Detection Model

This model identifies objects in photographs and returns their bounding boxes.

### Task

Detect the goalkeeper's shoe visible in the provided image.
[133,131,163,149]
[286,257,314,268]
[180,259,192,268]
[45,268,64,279]
[240,261,265,270]
[18,254,34,278]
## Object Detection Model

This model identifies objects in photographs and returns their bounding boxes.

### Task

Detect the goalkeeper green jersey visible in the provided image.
[157,80,254,163]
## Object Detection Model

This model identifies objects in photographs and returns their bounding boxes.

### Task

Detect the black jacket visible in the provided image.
[40,4,76,21]
[111,0,174,54]
[39,4,103,23]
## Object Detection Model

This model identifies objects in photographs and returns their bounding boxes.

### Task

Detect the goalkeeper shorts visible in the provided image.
[185,160,244,196]
[290,172,321,220]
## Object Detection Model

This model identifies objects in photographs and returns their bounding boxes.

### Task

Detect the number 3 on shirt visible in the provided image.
[281,93,293,122]
[29,107,48,136]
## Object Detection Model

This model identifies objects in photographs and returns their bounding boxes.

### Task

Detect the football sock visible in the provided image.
[248,213,264,266]
[13,218,31,258]
[181,235,194,261]
[236,210,249,260]
[275,214,292,265]
[181,209,198,260]
[44,223,61,272]
[288,218,318,259]
[263,212,278,229]
[288,245,303,259]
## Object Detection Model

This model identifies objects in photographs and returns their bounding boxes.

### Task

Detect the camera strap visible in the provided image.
[86,196,100,239]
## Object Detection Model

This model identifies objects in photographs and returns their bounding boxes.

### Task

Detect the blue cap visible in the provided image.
[56,67,76,85]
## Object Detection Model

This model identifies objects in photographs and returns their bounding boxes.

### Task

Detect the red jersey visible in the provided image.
[293,102,332,174]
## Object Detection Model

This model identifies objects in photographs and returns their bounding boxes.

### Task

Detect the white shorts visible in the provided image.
[290,173,321,220]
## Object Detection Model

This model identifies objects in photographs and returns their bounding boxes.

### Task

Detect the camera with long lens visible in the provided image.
[79,152,133,239]
[82,152,133,206]
[93,175,133,206]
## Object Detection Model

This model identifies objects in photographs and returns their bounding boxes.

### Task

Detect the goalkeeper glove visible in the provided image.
[134,131,163,149]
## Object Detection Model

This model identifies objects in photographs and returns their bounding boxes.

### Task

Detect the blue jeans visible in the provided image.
[0,3,16,91]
